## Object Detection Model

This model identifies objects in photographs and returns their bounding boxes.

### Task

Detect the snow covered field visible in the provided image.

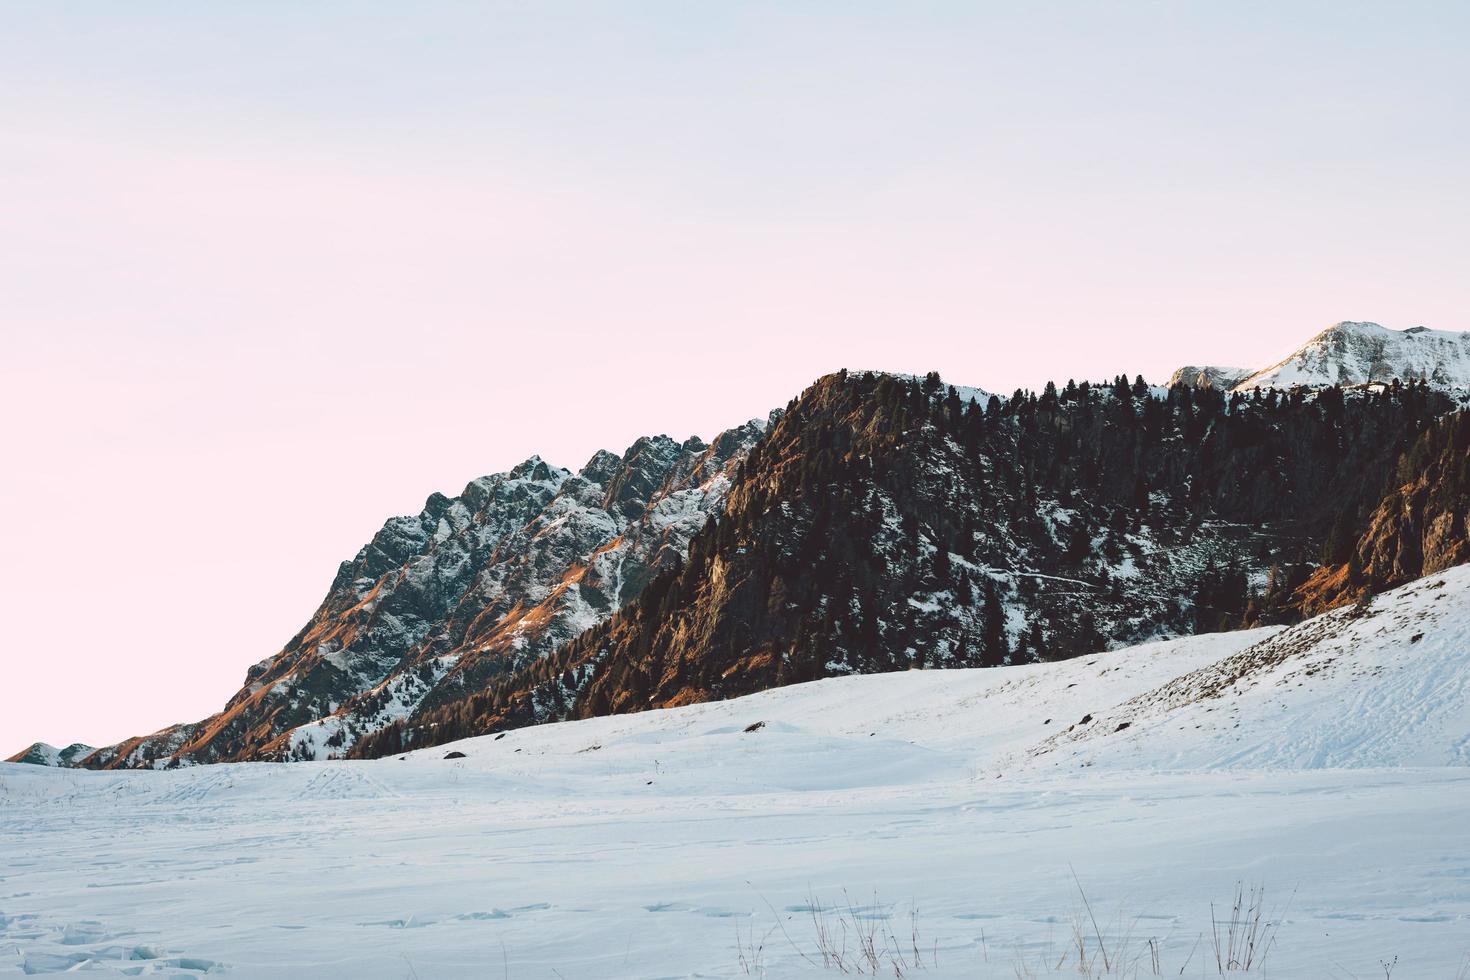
[6,567,1470,977]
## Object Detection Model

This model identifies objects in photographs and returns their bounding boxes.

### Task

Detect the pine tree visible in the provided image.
[1321,510,1357,565]
[1021,623,1044,663]
[981,579,1008,668]
[933,545,952,584]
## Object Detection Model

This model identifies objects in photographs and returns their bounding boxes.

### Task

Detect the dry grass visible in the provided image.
[1011,877,1291,978]
[742,878,1300,978]
[1209,883,1290,974]
[743,888,934,977]
[1008,870,1197,978]
[735,918,775,976]
[800,890,933,977]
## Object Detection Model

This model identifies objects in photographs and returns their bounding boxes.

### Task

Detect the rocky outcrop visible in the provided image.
[75,418,771,768]
[1296,411,1470,615]
[1168,366,1251,390]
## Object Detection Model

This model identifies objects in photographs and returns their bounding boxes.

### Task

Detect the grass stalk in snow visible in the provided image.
[788,890,930,976]
[750,880,1296,977]
[735,918,775,976]
[1209,883,1289,974]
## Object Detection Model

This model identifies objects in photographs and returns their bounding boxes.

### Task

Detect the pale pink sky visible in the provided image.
[2,3,1467,751]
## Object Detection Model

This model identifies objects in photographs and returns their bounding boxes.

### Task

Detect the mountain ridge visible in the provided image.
[351,369,1453,759]
[5,742,95,767]
[15,320,1470,768]
[58,417,775,769]
[1171,320,1470,393]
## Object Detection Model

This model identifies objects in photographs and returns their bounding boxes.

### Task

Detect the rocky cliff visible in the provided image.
[1296,410,1470,615]
[352,372,1449,757]
[80,419,771,768]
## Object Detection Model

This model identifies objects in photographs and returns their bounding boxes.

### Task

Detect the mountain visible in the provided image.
[353,371,1451,757]
[1167,365,1251,390]
[1233,321,1470,391]
[77,419,774,769]
[1166,321,1470,394]
[4,742,94,767]
[18,324,1470,769]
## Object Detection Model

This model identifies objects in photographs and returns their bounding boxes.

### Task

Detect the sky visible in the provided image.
[2,1,1467,752]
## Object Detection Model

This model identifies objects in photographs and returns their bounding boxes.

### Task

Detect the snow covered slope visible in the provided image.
[5,565,1470,978]
[1235,320,1470,390]
[3,742,93,767]
[1031,562,1470,770]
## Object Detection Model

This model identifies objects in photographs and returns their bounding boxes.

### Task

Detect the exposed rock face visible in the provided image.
[1358,430,1470,584]
[357,372,1449,757]
[77,419,771,768]
[1296,411,1470,615]
[1235,321,1470,390]
[5,742,94,767]
[1168,366,1251,390]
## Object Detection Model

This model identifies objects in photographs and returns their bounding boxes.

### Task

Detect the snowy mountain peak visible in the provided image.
[1167,365,1251,390]
[4,742,95,767]
[507,455,565,483]
[1234,320,1470,391]
[577,449,625,484]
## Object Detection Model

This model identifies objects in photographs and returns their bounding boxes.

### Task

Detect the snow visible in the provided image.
[4,743,96,768]
[10,743,61,766]
[1168,365,1252,390]
[854,370,991,405]
[7,568,1470,977]
[1236,320,1470,391]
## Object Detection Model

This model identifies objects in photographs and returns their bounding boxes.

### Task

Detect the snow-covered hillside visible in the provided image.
[6,565,1470,977]
[1235,320,1470,390]
[4,742,93,767]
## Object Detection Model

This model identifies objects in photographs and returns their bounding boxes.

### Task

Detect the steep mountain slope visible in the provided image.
[1235,320,1470,390]
[356,371,1447,756]
[1294,410,1470,615]
[79,420,771,769]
